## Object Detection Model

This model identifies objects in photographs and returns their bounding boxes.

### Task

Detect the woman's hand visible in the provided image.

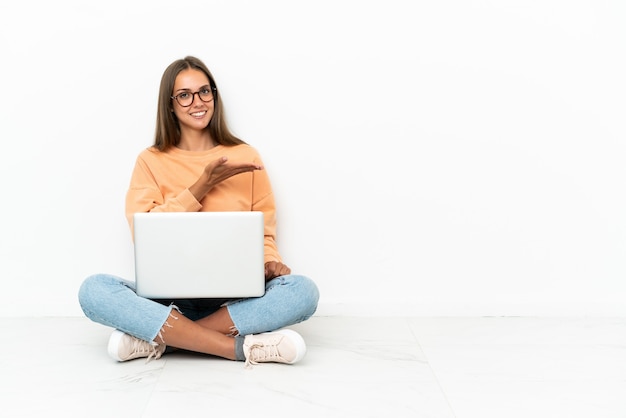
[190,156,263,201]
[265,261,291,281]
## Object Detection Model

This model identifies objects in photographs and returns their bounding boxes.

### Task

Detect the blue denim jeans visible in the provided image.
[78,273,319,343]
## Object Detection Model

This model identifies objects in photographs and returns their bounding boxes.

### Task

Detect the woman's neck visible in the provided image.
[177,130,216,151]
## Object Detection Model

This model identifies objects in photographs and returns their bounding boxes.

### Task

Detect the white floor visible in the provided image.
[1,316,625,418]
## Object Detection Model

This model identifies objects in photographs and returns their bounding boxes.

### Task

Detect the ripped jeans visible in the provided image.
[78,273,319,343]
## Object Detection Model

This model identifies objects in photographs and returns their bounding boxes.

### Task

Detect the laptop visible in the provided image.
[133,211,266,299]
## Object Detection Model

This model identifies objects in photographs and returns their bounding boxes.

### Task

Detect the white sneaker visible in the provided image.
[107,330,166,362]
[243,329,306,367]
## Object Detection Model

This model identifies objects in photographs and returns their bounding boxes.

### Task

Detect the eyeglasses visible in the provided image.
[171,86,217,107]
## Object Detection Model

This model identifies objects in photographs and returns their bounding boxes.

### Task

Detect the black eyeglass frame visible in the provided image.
[171,86,217,107]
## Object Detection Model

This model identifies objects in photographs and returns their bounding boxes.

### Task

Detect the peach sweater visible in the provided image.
[125,144,282,263]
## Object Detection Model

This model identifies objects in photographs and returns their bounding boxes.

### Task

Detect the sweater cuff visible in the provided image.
[178,189,203,212]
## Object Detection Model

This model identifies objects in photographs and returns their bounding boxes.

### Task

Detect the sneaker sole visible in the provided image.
[275,329,307,364]
[107,329,125,361]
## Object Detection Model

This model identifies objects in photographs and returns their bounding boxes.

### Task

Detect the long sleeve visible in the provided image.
[126,153,202,217]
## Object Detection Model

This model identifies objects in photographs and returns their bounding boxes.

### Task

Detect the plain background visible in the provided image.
[0,0,624,317]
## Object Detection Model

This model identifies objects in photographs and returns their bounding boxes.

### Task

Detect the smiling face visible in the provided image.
[171,68,215,135]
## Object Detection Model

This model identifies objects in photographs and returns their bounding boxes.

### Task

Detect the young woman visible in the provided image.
[78,56,319,367]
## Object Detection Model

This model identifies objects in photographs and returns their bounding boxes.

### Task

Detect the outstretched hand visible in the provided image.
[190,156,263,201]
[204,156,263,186]
[265,261,291,281]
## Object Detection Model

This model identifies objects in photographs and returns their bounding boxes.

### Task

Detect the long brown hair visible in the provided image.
[153,56,246,151]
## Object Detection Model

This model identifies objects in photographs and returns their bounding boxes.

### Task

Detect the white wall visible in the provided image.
[1,0,624,317]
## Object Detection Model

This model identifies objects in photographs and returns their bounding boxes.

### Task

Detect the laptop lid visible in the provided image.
[133,211,266,299]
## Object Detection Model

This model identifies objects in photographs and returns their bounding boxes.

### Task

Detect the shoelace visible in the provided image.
[128,337,164,363]
[244,342,284,368]
[145,344,164,363]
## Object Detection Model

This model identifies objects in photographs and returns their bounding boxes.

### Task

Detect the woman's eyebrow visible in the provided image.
[174,84,210,93]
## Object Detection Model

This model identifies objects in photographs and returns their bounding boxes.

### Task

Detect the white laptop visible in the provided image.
[133,211,266,299]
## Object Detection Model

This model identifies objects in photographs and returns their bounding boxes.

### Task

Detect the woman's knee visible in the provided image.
[285,274,320,319]
[77,273,130,312]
